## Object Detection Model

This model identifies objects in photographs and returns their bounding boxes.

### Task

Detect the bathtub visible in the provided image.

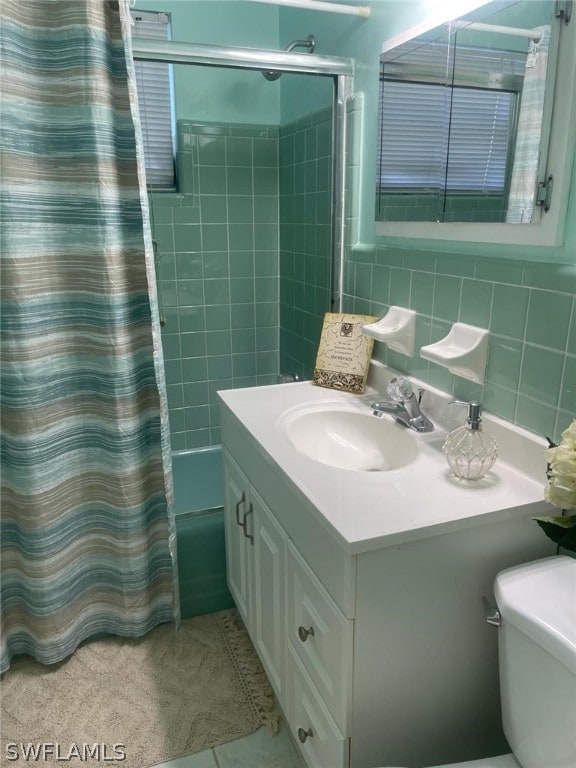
[171,446,234,619]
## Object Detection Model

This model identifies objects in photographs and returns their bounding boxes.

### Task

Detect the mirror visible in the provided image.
[376,0,560,226]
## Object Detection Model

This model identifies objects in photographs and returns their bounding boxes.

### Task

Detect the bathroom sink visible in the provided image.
[279,403,418,472]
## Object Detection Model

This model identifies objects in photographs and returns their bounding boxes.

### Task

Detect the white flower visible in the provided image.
[560,420,576,448]
[545,477,576,509]
[545,418,576,510]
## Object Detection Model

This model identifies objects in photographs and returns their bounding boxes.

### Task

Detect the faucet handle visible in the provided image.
[386,376,414,402]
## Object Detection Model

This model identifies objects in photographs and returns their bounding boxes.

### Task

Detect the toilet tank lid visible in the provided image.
[495,556,576,674]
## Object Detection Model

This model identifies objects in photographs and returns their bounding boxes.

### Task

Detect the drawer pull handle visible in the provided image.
[235,491,246,525]
[242,503,254,545]
[297,727,313,743]
[297,625,315,642]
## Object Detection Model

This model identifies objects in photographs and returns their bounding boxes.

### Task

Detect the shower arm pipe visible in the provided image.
[451,20,542,42]
[132,39,353,76]
[245,0,370,18]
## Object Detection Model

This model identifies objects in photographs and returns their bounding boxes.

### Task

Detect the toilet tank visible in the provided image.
[495,556,576,768]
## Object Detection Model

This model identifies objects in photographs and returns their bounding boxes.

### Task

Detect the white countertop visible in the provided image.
[219,370,553,553]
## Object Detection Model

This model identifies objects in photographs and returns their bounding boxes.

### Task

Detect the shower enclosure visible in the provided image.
[132,36,353,451]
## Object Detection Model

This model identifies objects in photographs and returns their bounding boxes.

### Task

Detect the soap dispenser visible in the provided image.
[442,401,498,480]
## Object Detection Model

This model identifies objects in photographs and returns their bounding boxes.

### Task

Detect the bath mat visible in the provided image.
[0,610,279,768]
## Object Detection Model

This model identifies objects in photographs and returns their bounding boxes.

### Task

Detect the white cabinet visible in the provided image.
[223,448,351,763]
[286,542,353,735]
[223,454,253,632]
[224,451,287,704]
[222,417,553,768]
[252,485,286,700]
[287,646,348,768]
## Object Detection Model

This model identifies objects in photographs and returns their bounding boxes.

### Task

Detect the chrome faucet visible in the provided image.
[372,377,434,433]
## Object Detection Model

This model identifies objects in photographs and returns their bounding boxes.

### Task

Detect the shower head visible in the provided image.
[262,69,282,82]
[262,35,316,81]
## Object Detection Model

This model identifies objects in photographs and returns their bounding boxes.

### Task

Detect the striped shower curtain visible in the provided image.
[0,0,179,673]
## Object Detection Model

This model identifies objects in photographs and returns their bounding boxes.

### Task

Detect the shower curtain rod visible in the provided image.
[245,0,370,18]
[453,20,542,42]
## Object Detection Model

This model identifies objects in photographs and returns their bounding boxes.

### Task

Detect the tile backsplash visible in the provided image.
[342,246,575,442]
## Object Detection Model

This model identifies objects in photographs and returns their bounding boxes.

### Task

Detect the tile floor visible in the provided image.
[152,722,305,768]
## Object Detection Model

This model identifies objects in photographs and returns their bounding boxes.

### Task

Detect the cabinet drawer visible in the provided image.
[287,542,353,734]
[287,646,348,768]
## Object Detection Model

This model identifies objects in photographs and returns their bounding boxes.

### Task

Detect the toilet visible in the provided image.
[383,555,576,768]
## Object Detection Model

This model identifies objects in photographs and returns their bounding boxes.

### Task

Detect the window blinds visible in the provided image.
[131,10,175,188]
[377,42,523,193]
[378,80,514,192]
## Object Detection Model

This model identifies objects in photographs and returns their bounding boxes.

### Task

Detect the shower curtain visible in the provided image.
[506,25,551,223]
[0,0,179,673]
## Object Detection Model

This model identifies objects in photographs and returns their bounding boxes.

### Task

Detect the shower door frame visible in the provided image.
[132,39,355,312]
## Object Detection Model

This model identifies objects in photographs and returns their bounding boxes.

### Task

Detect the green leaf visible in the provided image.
[533,514,576,552]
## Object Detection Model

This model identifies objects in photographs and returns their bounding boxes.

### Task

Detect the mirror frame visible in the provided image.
[374,1,576,247]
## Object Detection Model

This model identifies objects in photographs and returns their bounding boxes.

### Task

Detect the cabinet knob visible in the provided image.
[297,625,315,642]
[297,727,313,743]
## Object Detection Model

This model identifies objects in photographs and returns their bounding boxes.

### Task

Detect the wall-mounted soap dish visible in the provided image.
[420,323,489,384]
[362,306,416,357]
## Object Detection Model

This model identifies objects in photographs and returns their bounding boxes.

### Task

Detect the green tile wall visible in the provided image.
[342,247,575,443]
[279,106,333,378]
[342,90,574,444]
[150,121,280,450]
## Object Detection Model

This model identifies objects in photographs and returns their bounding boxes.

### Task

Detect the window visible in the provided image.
[377,42,524,196]
[131,9,175,189]
[378,79,515,193]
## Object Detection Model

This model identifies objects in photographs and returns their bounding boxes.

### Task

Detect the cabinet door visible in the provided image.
[252,486,286,703]
[223,452,253,632]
